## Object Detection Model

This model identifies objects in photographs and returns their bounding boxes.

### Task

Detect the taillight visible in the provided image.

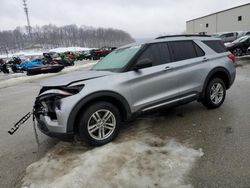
[228,54,235,63]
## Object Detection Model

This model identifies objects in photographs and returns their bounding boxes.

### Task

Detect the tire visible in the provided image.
[233,48,242,56]
[202,78,226,109]
[78,102,121,146]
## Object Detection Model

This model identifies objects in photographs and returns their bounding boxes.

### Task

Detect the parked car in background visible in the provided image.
[243,31,250,36]
[212,32,239,43]
[90,47,117,60]
[226,35,250,56]
[33,35,236,146]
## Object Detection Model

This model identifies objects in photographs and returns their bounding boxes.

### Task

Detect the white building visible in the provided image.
[186,3,250,35]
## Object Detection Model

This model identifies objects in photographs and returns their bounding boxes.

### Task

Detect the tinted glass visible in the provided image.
[202,40,227,53]
[222,33,234,37]
[194,43,205,57]
[136,42,171,66]
[169,41,197,61]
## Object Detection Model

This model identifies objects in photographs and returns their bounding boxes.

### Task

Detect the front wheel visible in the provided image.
[202,78,226,109]
[233,48,242,56]
[78,102,121,146]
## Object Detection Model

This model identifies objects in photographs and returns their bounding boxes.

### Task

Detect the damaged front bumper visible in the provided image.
[33,86,84,139]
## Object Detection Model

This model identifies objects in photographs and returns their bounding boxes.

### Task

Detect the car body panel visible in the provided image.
[126,62,179,112]
[40,70,113,87]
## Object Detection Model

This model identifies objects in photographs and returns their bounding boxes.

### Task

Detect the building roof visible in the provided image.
[186,3,250,22]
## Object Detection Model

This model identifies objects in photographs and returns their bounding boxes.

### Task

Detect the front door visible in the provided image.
[126,42,179,112]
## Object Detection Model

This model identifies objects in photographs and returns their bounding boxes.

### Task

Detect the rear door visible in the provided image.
[127,42,179,112]
[168,40,208,96]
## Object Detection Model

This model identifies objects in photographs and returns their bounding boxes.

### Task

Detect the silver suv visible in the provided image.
[34,35,236,146]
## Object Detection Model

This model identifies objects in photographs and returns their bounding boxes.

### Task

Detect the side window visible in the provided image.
[136,42,171,66]
[169,41,197,61]
[194,43,205,57]
[226,33,234,37]
[202,40,227,53]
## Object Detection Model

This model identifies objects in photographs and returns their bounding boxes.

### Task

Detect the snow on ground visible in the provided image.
[49,47,95,53]
[0,49,44,59]
[22,123,203,188]
[0,47,94,59]
[0,61,96,89]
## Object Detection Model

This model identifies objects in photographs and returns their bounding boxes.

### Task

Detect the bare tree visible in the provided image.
[0,25,135,54]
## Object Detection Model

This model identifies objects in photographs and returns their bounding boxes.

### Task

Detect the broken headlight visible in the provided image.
[39,85,85,95]
[34,85,84,119]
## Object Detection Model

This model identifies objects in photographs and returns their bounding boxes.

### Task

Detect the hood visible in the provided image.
[225,42,235,48]
[40,70,113,87]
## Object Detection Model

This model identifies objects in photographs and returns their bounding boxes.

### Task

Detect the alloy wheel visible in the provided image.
[87,109,116,140]
[210,83,224,104]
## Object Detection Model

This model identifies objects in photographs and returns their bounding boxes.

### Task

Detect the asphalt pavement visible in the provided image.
[0,58,250,188]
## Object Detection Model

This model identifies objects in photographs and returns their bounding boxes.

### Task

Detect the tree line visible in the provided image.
[0,24,135,54]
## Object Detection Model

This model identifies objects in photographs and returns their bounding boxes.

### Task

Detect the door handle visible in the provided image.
[164,66,173,71]
[202,57,209,62]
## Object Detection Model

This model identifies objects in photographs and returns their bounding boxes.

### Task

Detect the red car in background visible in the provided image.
[91,47,117,60]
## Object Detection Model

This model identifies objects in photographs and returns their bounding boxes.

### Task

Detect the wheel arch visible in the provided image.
[201,67,231,98]
[66,91,132,133]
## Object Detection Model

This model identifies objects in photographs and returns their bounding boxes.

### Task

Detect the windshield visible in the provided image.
[211,34,220,38]
[92,45,141,71]
[232,36,250,43]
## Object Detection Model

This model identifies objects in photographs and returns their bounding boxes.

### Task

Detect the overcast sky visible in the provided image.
[0,0,249,38]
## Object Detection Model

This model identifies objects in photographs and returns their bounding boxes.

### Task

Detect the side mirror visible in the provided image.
[133,58,152,71]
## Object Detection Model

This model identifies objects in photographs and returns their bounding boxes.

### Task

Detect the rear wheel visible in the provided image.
[78,102,121,146]
[202,78,226,109]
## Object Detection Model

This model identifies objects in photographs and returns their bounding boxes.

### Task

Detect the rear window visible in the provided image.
[202,40,227,53]
[169,41,204,61]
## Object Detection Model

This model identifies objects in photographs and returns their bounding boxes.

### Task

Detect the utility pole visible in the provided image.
[23,0,32,39]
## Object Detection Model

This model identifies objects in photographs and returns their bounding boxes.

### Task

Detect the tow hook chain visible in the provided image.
[8,112,32,135]
[8,111,40,147]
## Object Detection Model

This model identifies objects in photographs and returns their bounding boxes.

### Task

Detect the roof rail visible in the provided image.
[155,34,211,39]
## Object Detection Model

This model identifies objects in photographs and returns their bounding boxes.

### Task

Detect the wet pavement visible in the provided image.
[0,58,250,188]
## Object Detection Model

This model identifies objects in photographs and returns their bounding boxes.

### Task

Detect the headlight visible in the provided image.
[39,89,73,97]
[39,85,84,96]
[36,85,84,111]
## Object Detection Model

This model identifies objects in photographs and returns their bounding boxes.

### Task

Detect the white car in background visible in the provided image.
[212,32,239,43]
[212,31,249,44]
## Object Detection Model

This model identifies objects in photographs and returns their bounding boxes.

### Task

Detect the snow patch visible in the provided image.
[49,47,95,53]
[22,133,203,188]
